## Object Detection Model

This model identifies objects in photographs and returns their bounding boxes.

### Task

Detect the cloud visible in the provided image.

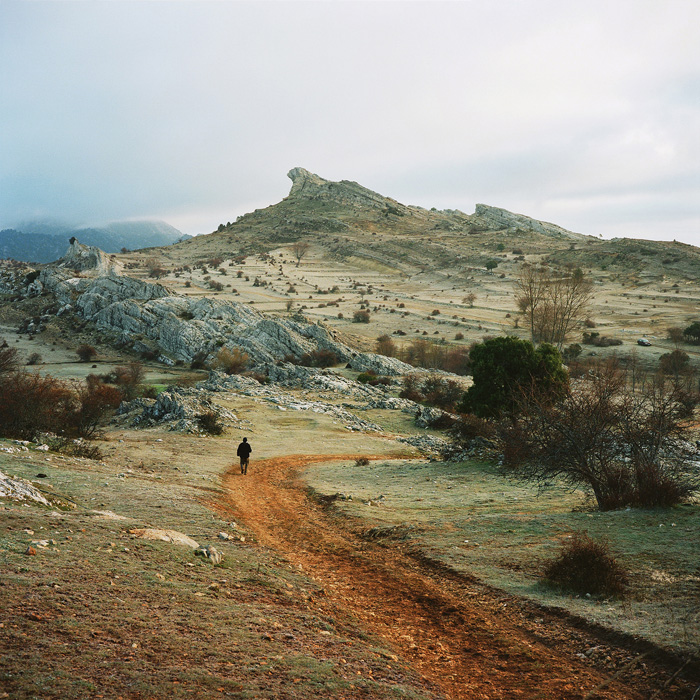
[0,0,698,247]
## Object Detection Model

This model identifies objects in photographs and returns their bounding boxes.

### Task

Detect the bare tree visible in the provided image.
[503,361,699,510]
[291,241,311,267]
[462,292,477,308]
[375,334,396,357]
[0,343,19,375]
[516,266,593,349]
[145,257,167,279]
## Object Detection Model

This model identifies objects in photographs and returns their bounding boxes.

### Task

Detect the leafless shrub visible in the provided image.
[543,531,628,597]
[212,347,249,375]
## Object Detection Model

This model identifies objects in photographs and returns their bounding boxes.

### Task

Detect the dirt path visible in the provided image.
[219,455,690,700]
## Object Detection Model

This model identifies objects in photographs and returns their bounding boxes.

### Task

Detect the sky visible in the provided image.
[1,0,699,246]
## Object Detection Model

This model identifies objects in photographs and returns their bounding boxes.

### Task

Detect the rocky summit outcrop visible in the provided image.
[287,167,412,215]
[472,204,585,240]
[58,238,123,275]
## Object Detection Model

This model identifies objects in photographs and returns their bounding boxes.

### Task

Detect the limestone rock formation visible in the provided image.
[58,237,123,275]
[29,247,410,375]
[472,204,585,240]
[287,167,410,214]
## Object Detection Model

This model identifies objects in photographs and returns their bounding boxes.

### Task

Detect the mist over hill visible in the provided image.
[0,219,190,263]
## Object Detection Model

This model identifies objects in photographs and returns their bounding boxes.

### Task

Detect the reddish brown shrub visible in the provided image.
[543,531,628,597]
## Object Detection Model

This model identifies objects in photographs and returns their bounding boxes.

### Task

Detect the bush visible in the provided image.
[449,413,496,444]
[460,336,568,418]
[113,362,145,400]
[212,347,249,375]
[400,374,463,412]
[355,457,370,466]
[659,349,690,375]
[190,352,208,370]
[26,353,42,366]
[76,344,97,362]
[298,349,339,368]
[543,532,628,597]
[353,310,370,323]
[48,437,103,460]
[0,372,77,441]
[562,343,582,362]
[356,371,376,384]
[683,321,700,344]
[0,344,19,374]
[582,332,622,347]
[73,376,123,438]
[197,411,225,435]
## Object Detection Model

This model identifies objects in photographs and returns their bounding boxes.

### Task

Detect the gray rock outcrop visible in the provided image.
[472,204,585,240]
[27,246,412,375]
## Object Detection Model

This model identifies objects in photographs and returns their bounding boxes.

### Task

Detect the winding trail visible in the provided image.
[218,454,683,700]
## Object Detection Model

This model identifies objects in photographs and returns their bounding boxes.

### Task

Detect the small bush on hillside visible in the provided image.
[113,362,145,400]
[197,411,225,435]
[355,457,370,467]
[0,372,75,440]
[48,437,103,461]
[76,344,97,362]
[543,532,628,597]
[582,332,622,347]
[298,349,339,368]
[659,349,690,375]
[449,413,497,444]
[190,352,208,370]
[0,344,19,374]
[400,374,463,412]
[26,352,42,366]
[212,347,249,375]
[353,309,370,323]
[73,376,123,438]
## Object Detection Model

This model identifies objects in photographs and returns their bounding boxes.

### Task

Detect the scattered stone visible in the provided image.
[194,545,223,565]
[129,528,200,549]
[0,471,51,506]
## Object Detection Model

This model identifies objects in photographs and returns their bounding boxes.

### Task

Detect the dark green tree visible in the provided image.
[459,336,568,418]
[683,321,700,344]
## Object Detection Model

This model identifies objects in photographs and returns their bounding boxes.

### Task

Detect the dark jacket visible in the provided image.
[237,441,252,458]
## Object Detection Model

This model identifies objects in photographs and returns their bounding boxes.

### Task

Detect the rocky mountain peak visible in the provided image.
[287,167,408,213]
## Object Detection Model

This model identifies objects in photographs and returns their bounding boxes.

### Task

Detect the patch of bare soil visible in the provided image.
[220,455,699,700]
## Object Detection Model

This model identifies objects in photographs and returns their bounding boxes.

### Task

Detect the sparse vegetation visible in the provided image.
[298,348,339,368]
[197,411,225,435]
[353,309,370,323]
[502,360,699,510]
[516,266,593,349]
[212,347,249,375]
[543,532,628,597]
[76,344,97,362]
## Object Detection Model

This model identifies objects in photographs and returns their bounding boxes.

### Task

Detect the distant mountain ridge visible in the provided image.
[0,219,189,263]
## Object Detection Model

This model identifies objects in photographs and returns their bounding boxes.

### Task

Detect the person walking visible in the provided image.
[237,437,252,475]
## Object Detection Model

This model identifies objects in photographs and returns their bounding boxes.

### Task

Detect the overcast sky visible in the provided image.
[1,1,699,246]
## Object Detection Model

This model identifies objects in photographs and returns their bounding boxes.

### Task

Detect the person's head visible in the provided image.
[242,437,247,442]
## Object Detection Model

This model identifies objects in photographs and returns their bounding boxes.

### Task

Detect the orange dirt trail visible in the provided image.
[219,454,682,700]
